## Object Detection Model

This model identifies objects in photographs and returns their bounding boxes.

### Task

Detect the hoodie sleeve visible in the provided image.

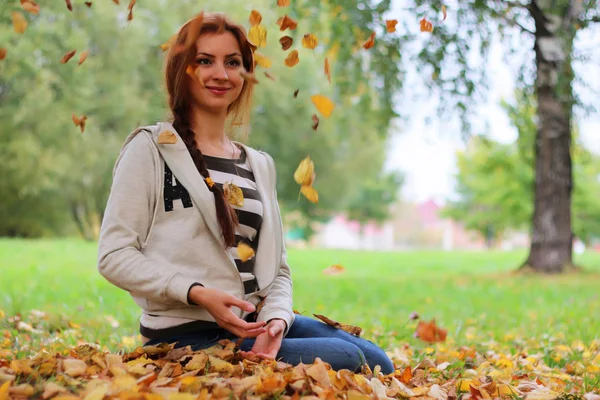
[255,152,295,336]
[97,133,198,305]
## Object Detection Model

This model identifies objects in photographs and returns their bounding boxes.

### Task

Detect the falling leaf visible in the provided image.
[294,156,315,186]
[72,114,87,133]
[322,264,345,275]
[65,0,73,11]
[310,94,335,118]
[127,0,136,10]
[186,64,204,87]
[85,1,92,7]
[279,15,298,31]
[442,5,447,21]
[293,89,299,98]
[264,71,276,81]
[277,0,290,6]
[224,182,244,207]
[248,25,267,48]
[240,70,259,84]
[61,50,77,64]
[253,52,272,68]
[12,12,28,34]
[302,34,318,49]
[127,8,133,21]
[78,51,88,66]
[20,0,40,15]
[249,10,262,26]
[160,34,177,52]
[362,32,375,49]
[311,114,319,131]
[284,50,299,67]
[279,36,293,51]
[420,18,434,32]
[157,131,177,145]
[112,0,120,4]
[324,57,331,83]
[175,12,204,55]
[300,185,319,203]
[0,49,7,61]
[415,319,447,343]
[237,242,255,262]
[313,314,362,336]
[386,19,398,33]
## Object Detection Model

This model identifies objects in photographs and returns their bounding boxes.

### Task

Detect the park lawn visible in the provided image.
[1,238,599,358]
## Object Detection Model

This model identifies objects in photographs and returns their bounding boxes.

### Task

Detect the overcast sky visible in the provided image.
[384,1,600,203]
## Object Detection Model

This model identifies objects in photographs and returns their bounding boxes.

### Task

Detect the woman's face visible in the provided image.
[189,31,245,114]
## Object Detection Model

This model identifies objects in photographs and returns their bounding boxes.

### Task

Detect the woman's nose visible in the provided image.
[212,63,229,81]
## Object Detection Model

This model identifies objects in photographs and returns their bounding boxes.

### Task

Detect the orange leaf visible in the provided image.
[324,57,331,83]
[386,19,398,33]
[20,0,40,15]
[127,8,133,21]
[160,34,177,52]
[294,156,315,186]
[186,64,204,87]
[300,185,319,204]
[112,0,120,4]
[61,50,77,64]
[362,32,375,49]
[85,1,92,7]
[419,18,434,32]
[72,114,87,133]
[249,10,262,26]
[311,114,319,131]
[65,0,72,11]
[279,15,297,31]
[0,48,7,61]
[310,94,335,118]
[12,12,28,34]
[302,33,318,50]
[442,5,447,21]
[174,12,204,55]
[240,70,259,84]
[415,319,447,343]
[277,0,290,6]
[293,89,299,98]
[127,0,136,10]
[279,35,293,51]
[264,71,276,81]
[284,50,299,67]
[322,264,345,275]
[78,51,88,65]
[399,366,412,384]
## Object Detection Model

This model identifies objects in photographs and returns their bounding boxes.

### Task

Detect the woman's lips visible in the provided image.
[206,87,231,96]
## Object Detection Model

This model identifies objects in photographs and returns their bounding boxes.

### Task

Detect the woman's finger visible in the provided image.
[224,295,256,313]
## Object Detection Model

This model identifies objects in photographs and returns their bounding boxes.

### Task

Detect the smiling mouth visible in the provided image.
[206,87,231,95]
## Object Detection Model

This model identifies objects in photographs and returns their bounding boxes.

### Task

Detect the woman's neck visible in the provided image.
[190,107,238,157]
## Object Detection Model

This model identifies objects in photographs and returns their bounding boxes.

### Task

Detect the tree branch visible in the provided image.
[498,0,529,9]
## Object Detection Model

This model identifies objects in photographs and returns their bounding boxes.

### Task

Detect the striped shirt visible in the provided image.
[203,146,263,294]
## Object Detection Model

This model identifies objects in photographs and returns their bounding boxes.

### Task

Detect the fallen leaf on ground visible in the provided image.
[313,314,362,336]
[415,319,447,343]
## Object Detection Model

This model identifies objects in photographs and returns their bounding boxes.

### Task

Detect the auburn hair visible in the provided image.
[164,12,255,247]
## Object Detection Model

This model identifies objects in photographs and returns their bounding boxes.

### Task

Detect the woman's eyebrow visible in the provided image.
[195,52,242,58]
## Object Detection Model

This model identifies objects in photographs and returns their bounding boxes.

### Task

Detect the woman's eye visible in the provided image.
[196,59,211,65]
[227,59,241,67]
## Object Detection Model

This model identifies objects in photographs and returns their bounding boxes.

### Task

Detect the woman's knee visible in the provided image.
[366,350,395,375]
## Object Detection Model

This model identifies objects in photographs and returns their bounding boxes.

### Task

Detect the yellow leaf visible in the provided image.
[302,33,318,49]
[284,50,299,67]
[224,182,244,207]
[0,381,10,400]
[12,12,28,34]
[83,385,108,400]
[21,0,40,15]
[237,242,255,262]
[249,10,262,26]
[248,25,267,48]
[253,52,272,68]
[324,57,331,83]
[157,131,178,145]
[184,353,208,371]
[9,384,34,398]
[322,264,345,275]
[310,94,335,118]
[442,5,447,21]
[294,156,315,186]
[43,382,67,399]
[277,0,290,6]
[78,51,89,65]
[300,185,319,203]
[62,358,87,377]
[306,362,331,388]
[386,19,398,33]
[208,356,234,373]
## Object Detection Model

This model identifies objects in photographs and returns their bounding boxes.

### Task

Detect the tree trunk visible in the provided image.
[523,3,577,273]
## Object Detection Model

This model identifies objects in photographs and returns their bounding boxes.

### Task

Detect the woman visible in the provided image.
[97,12,394,374]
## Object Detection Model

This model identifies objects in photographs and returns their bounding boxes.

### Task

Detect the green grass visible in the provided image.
[1,238,600,355]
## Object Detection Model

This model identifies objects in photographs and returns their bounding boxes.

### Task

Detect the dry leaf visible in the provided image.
[293,89,299,98]
[294,156,315,186]
[65,0,73,11]
[311,114,319,131]
[0,48,7,61]
[78,51,89,66]
[12,12,28,34]
[398,366,412,384]
[284,50,299,67]
[112,0,120,4]
[362,32,375,49]
[62,359,87,377]
[186,64,204,87]
[240,70,259,84]
[176,13,204,55]
[420,18,434,32]
[127,8,133,21]
[0,382,10,400]
[237,242,255,262]
[253,52,272,68]
[160,34,177,52]
[249,10,262,26]
[85,1,92,7]
[61,50,77,64]
[415,319,447,343]
[264,71,276,81]
[157,131,177,145]
[324,57,331,83]
[21,0,40,15]
[279,15,298,31]
[127,0,136,10]
[248,25,267,48]
[224,182,244,207]
[302,34,318,49]
[300,185,319,204]
[310,94,335,118]
[72,114,87,133]
[322,264,345,275]
[386,19,398,33]
[279,36,293,51]
[313,314,361,336]
[442,5,447,21]
[43,382,67,399]
[277,0,290,6]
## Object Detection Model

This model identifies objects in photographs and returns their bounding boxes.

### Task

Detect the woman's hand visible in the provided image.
[240,319,286,360]
[188,286,266,338]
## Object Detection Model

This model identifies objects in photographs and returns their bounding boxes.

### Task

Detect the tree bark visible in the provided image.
[523,2,576,273]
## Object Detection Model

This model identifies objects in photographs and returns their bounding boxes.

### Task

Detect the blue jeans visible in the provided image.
[144,315,395,374]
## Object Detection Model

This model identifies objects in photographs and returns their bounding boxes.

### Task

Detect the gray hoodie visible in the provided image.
[97,122,295,336]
